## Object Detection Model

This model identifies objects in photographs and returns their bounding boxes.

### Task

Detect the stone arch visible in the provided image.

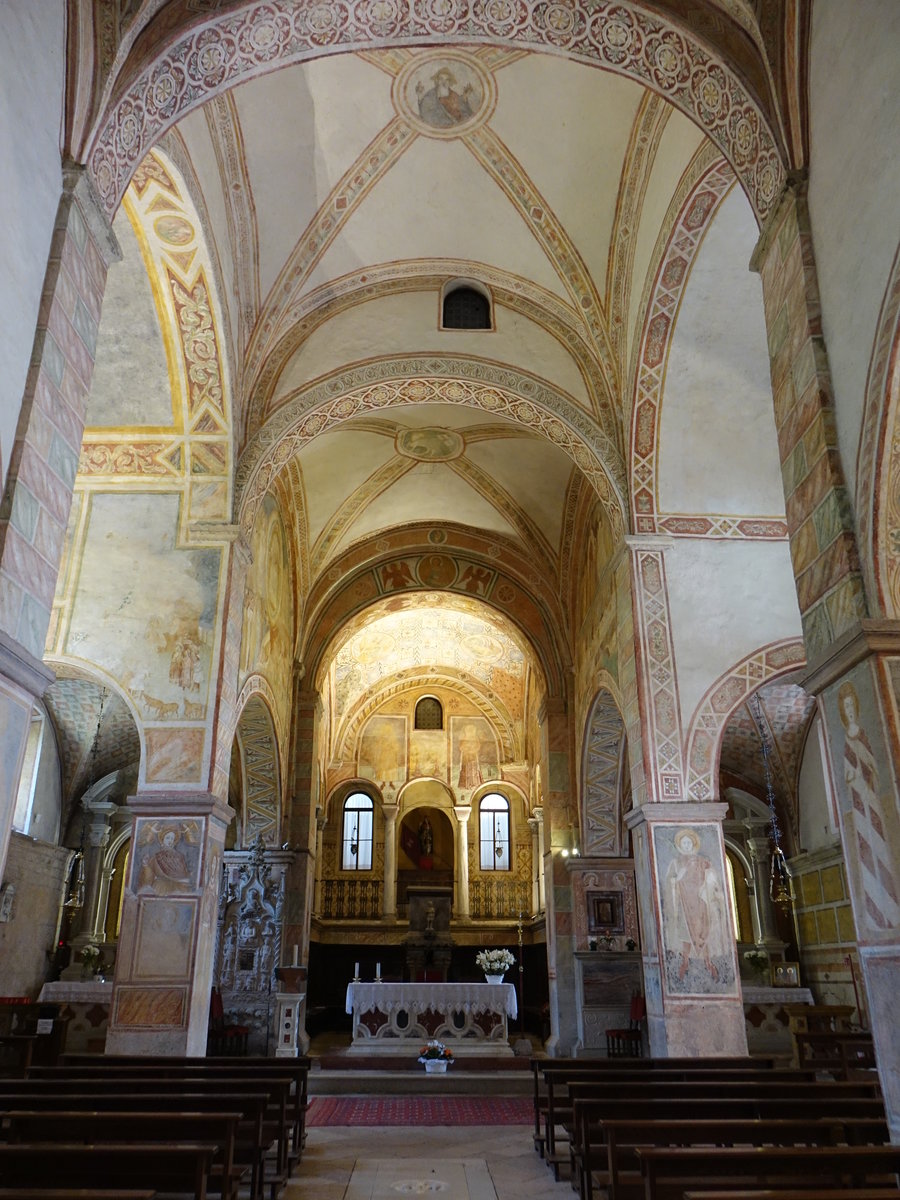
[233,692,281,847]
[581,683,628,856]
[856,241,900,616]
[85,3,785,223]
[235,359,628,538]
[630,155,736,530]
[683,638,806,802]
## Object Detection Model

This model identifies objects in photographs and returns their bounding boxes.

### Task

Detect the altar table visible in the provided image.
[38,981,113,1053]
[345,981,517,1055]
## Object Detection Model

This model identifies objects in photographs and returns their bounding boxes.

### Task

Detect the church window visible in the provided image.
[342,792,374,870]
[12,710,45,836]
[415,696,443,730]
[442,284,491,330]
[479,792,510,871]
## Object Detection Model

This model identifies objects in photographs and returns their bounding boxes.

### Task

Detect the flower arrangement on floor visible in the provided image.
[418,1039,454,1064]
[475,948,515,975]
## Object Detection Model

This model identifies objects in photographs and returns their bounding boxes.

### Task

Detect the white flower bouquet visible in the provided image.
[475,948,515,974]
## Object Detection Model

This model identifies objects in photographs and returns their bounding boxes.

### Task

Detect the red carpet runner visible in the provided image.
[306,1097,533,1126]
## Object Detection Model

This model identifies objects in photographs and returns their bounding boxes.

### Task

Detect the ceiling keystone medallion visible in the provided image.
[396,427,464,461]
[393,52,496,138]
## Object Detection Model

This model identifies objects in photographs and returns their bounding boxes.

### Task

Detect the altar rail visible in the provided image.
[320,878,383,920]
[470,878,530,919]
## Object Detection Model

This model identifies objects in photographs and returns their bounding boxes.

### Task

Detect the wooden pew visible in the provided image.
[570,1098,888,1200]
[0,1143,219,1200]
[797,1031,878,1079]
[529,1056,776,1155]
[4,1111,245,1200]
[1,1085,276,1200]
[598,1117,889,1200]
[0,1192,156,1199]
[23,1071,294,1196]
[635,1144,900,1200]
[683,1192,900,1199]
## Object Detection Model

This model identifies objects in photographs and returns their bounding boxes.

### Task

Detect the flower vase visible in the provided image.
[424,1058,448,1073]
[484,972,505,984]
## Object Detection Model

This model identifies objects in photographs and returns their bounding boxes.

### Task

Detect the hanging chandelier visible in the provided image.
[751,694,792,906]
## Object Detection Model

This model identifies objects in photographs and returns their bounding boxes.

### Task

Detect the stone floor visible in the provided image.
[284,1125,575,1199]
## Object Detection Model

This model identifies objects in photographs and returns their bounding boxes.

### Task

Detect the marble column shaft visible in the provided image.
[453,805,471,920]
[382,803,399,919]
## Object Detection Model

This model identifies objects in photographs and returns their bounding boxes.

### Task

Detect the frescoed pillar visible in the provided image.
[282,685,319,968]
[382,802,399,919]
[804,622,900,1140]
[453,804,471,920]
[528,808,544,915]
[627,803,747,1057]
[313,809,326,916]
[106,790,231,1055]
[0,165,119,881]
[540,694,578,1056]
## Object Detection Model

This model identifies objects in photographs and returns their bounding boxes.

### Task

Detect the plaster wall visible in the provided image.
[797,713,837,855]
[665,538,803,730]
[808,0,900,495]
[0,0,65,489]
[658,188,784,516]
[0,833,69,998]
[26,716,62,847]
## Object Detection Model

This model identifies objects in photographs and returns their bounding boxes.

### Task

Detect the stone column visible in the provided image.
[281,684,319,969]
[627,802,748,1057]
[60,781,119,977]
[106,791,232,1055]
[382,803,399,920]
[746,833,782,946]
[529,807,545,914]
[313,809,326,916]
[453,805,471,921]
[0,164,119,881]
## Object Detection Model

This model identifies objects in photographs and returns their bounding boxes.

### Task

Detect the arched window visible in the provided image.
[442,285,491,330]
[342,792,374,871]
[415,696,443,730]
[479,792,510,871]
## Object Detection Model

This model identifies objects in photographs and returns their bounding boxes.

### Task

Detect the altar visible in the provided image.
[345,981,517,1056]
[38,980,113,1053]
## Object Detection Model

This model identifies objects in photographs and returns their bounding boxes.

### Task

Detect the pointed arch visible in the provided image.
[581,683,628,856]
[234,691,281,847]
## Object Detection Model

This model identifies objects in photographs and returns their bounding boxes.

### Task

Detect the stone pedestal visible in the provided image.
[273,966,307,1057]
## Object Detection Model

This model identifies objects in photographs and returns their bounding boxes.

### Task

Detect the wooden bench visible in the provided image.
[683,1192,900,1199]
[797,1031,878,1079]
[0,1143,219,1200]
[3,1084,279,1200]
[597,1116,889,1200]
[570,1099,888,1200]
[635,1144,900,1200]
[4,1111,246,1200]
[0,1192,156,1199]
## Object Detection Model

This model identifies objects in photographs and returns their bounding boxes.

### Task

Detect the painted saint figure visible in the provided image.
[416,67,477,128]
[838,681,900,929]
[418,814,434,858]
[664,828,729,983]
[138,826,192,895]
[457,723,484,789]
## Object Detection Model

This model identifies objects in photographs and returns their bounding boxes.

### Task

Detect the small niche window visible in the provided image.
[415,696,443,730]
[342,792,374,871]
[442,285,491,330]
[479,792,510,871]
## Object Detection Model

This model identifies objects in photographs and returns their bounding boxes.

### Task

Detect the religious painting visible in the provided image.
[771,961,800,987]
[396,55,493,138]
[358,715,407,784]
[66,493,220,723]
[653,824,737,997]
[130,819,202,896]
[133,898,196,979]
[396,427,463,462]
[450,716,499,790]
[410,730,448,780]
[587,891,625,934]
[822,664,900,936]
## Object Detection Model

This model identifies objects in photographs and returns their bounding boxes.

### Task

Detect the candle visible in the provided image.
[354,962,359,979]
[376,962,381,979]
[291,944,298,967]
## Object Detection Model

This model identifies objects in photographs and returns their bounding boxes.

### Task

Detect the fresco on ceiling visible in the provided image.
[396,428,463,461]
[575,503,621,723]
[823,665,900,936]
[410,730,448,781]
[451,716,499,790]
[333,608,525,720]
[66,493,220,724]
[240,494,292,731]
[359,715,407,785]
[653,824,737,997]
[396,53,493,137]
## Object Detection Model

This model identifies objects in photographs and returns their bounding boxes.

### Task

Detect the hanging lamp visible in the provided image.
[751,693,792,906]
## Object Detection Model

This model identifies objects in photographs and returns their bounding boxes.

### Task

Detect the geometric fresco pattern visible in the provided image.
[581,690,625,856]
[237,695,281,847]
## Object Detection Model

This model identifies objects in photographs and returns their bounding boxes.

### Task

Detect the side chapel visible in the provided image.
[1,0,899,1140]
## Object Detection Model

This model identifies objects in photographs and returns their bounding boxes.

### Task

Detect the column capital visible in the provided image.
[625,801,729,831]
[0,628,55,700]
[749,169,807,274]
[452,805,471,823]
[381,803,400,822]
[624,533,674,553]
[62,161,121,269]
[802,618,900,695]
[126,790,234,828]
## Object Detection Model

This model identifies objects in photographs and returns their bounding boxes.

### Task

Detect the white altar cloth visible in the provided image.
[39,981,114,1004]
[345,981,517,1020]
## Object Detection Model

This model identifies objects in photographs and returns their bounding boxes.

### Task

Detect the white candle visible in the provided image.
[291,944,298,967]
[354,962,359,978]
[376,962,381,979]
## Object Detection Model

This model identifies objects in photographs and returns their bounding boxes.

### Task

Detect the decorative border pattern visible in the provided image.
[630,156,736,528]
[630,543,684,800]
[581,688,626,855]
[86,1,785,220]
[657,514,788,540]
[684,637,806,801]
[235,691,281,846]
[235,357,628,535]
